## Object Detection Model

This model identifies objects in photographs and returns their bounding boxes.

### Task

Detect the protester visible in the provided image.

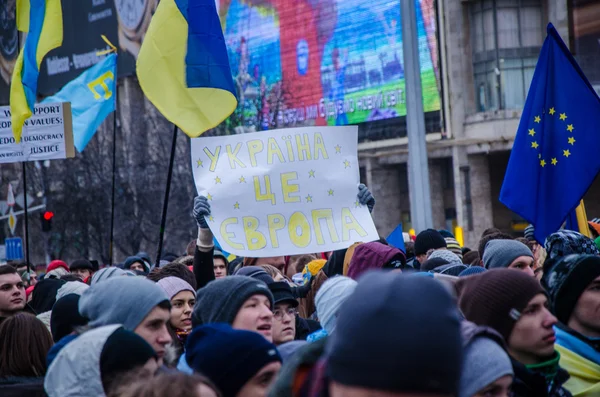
[269,281,298,345]
[446,237,464,260]
[111,372,221,397]
[45,260,70,279]
[147,262,198,290]
[91,267,135,285]
[44,325,159,397]
[458,268,572,396]
[313,276,357,337]
[414,229,447,268]
[79,277,172,365]
[285,254,317,280]
[28,278,65,315]
[482,239,535,276]
[185,323,282,397]
[213,250,229,279]
[261,265,287,282]
[0,312,53,396]
[542,254,600,396]
[0,265,26,325]
[50,294,88,343]
[69,259,95,281]
[346,241,405,280]
[544,231,600,263]
[123,256,149,274]
[477,232,513,266]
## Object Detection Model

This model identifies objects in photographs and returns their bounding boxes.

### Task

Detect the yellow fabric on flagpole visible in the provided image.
[576,200,590,238]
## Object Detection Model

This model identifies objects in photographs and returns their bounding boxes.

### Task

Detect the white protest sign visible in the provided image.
[0,103,74,164]
[191,126,379,257]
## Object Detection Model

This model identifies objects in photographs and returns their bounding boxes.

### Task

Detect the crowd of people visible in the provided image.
[1,186,600,397]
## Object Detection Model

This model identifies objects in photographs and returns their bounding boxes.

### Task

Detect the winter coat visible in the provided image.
[0,377,46,397]
[511,358,572,397]
[322,249,347,277]
[295,317,321,341]
[193,245,215,289]
[346,242,405,280]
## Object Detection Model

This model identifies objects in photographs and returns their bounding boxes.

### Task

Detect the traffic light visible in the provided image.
[41,211,54,232]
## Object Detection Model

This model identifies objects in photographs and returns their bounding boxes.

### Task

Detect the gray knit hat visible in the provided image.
[79,277,169,331]
[90,267,135,285]
[192,276,274,327]
[429,249,463,265]
[483,240,533,269]
[459,336,513,397]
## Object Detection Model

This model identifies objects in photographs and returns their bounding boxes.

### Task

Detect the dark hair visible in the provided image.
[404,242,415,258]
[481,228,502,239]
[462,250,481,266]
[109,370,222,397]
[174,256,194,267]
[0,312,53,377]
[290,254,317,274]
[157,300,172,310]
[259,264,284,280]
[146,263,197,290]
[477,232,513,264]
[0,265,18,276]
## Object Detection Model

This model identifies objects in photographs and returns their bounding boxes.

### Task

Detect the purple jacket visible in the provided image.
[347,242,406,280]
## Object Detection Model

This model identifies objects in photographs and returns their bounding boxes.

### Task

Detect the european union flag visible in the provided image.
[42,53,117,152]
[500,24,600,244]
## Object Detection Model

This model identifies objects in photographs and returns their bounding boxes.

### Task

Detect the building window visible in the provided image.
[470,0,543,111]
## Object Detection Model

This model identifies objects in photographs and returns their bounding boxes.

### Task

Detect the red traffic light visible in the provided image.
[43,211,54,221]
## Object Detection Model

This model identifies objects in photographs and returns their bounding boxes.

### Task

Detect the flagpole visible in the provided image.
[108,98,118,266]
[22,162,30,272]
[155,125,178,266]
[575,200,590,238]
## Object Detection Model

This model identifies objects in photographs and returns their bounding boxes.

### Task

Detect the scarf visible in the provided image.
[556,326,600,365]
[526,350,561,385]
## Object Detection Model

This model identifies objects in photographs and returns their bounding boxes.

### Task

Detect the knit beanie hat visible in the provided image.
[459,336,513,397]
[414,229,447,256]
[234,266,274,284]
[47,260,69,273]
[457,268,546,341]
[327,272,462,395]
[56,281,89,301]
[192,276,274,327]
[483,240,533,269]
[544,230,600,262]
[458,266,487,277]
[429,249,462,265]
[51,294,89,342]
[90,267,134,285]
[445,238,463,260]
[185,323,281,397]
[542,254,600,324]
[156,276,196,300]
[432,263,467,276]
[438,229,455,239]
[269,281,298,307]
[524,224,535,241]
[69,259,94,272]
[79,276,169,331]
[315,276,357,334]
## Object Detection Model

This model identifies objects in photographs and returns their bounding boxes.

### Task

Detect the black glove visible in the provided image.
[357,183,375,213]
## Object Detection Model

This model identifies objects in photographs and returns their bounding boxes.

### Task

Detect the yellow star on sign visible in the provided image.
[568,137,576,145]
[549,107,555,115]
[306,194,313,203]
[214,176,222,184]
[334,145,342,154]
[528,128,535,136]
[328,189,334,196]
[531,141,539,149]
[196,159,203,168]
[540,159,546,167]
[239,176,246,183]
[551,158,558,166]
[354,201,361,208]
[567,124,574,132]
[559,113,567,121]
[233,202,240,209]
[206,193,213,201]
[308,170,316,178]
[343,160,350,168]
[563,149,571,158]
[208,215,214,222]
[534,115,541,123]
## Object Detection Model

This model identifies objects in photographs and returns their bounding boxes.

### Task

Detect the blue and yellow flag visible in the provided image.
[500,24,600,244]
[136,0,237,137]
[10,0,63,143]
[42,53,117,152]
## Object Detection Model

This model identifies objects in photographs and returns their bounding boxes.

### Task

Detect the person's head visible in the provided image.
[347,242,406,280]
[414,229,447,263]
[146,262,198,290]
[79,277,172,364]
[268,281,299,345]
[315,276,357,335]
[234,266,274,284]
[260,264,286,282]
[462,250,481,266]
[50,294,89,342]
[157,277,196,331]
[44,325,158,397]
[91,266,135,285]
[445,237,463,260]
[0,265,25,317]
[124,256,149,273]
[458,269,557,365]
[286,254,317,279]
[459,322,513,397]
[542,254,600,338]
[544,230,600,263]
[55,280,89,301]
[186,324,282,397]
[0,312,53,377]
[111,372,221,397]
[69,259,95,280]
[193,276,275,341]
[46,260,70,279]
[213,250,229,279]
[30,277,65,315]
[482,240,534,276]
[244,256,286,272]
[477,232,513,266]
[327,272,462,397]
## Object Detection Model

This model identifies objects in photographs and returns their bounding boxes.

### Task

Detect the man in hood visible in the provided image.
[543,254,600,396]
[213,250,229,279]
[346,241,405,280]
[79,277,172,365]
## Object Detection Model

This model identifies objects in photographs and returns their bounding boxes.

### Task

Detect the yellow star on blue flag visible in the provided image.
[500,24,600,244]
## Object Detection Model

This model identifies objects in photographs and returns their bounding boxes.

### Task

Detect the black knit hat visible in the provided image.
[457,268,546,341]
[268,281,299,307]
[542,254,600,324]
[414,229,447,256]
[69,259,94,271]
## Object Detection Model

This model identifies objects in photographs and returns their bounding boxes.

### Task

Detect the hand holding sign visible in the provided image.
[191,126,379,257]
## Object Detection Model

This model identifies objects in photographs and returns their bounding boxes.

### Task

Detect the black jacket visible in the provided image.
[295,317,321,341]
[0,377,46,397]
[511,358,572,397]
[193,246,215,289]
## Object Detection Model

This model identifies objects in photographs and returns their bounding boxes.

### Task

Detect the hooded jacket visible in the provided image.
[346,242,405,280]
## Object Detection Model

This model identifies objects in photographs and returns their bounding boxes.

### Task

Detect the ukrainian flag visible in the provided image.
[10,0,63,143]
[137,0,237,137]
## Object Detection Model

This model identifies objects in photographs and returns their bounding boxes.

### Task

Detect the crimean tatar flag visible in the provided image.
[136,0,237,137]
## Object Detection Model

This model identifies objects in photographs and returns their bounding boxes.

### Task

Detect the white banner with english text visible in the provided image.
[191,126,379,257]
